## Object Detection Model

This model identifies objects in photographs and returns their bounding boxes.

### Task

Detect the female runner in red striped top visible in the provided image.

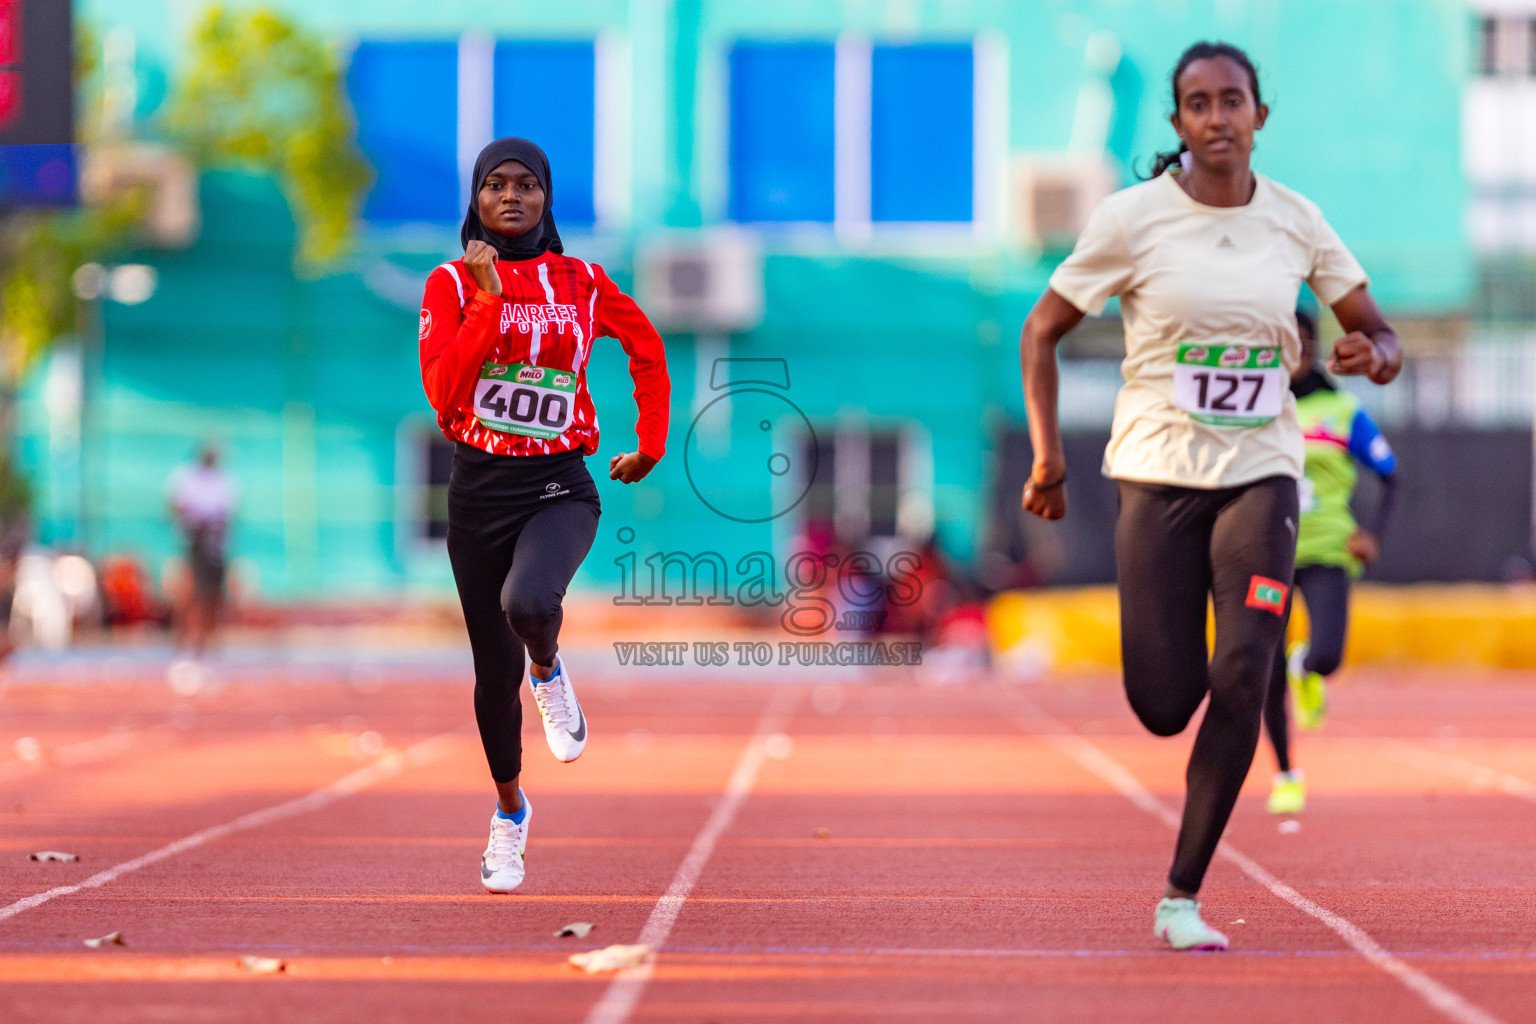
[419,137,670,893]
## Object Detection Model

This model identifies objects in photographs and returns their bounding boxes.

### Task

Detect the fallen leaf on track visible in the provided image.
[83,931,125,949]
[556,922,595,938]
[568,943,651,973]
[812,827,831,839]
[29,851,78,862]
[237,955,287,975]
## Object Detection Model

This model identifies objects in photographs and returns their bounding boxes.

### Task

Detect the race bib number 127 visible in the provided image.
[1172,343,1285,428]
[474,362,577,440]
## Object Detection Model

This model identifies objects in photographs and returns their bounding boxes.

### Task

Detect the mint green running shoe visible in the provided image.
[1154,897,1229,951]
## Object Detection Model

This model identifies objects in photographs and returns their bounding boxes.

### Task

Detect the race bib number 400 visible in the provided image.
[474,363,577,440]
[1172,343,1285,427]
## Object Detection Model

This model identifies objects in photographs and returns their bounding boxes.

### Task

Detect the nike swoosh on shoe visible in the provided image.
[567,705,586,742]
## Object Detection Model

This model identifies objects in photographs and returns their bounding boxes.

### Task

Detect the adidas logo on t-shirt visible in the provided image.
[1216,235,1235,248]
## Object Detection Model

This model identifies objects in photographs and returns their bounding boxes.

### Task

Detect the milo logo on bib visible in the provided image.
[474,362,578,440]
[1171,342,1285,428]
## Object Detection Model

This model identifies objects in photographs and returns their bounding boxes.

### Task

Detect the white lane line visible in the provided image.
[583,689,799,1024]
[0,734,456,924]
[1009,695,1505,1024]
[1388,741,1536,806]
[0,725,178,784]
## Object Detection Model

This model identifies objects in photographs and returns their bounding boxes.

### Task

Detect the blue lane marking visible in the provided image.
[3,939,1533,960]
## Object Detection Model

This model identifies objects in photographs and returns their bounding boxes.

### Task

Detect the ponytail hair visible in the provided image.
[1140,40,1263,180]
[1148,142,1189,180]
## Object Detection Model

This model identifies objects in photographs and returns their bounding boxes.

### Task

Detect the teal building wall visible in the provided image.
[32,0,1469,598]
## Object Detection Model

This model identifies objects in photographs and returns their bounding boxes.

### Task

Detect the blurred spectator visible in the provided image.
[881,534,956,640]
[53,553,101,631]
[0,456,30,660]
[11,549,70,651]
[167,445,236,656]
[99,553,170,629]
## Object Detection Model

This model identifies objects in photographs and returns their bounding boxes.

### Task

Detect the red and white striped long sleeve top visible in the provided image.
[418,251,670,460]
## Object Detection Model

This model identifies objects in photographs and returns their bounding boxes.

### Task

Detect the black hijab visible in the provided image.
[460,137,563,261]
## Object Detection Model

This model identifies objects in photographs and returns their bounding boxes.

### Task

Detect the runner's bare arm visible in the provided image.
[1328,285,1400,385]
[1019,288,1086,521]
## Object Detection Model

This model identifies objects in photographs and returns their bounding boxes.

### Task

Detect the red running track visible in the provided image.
[1,667,1535,1022]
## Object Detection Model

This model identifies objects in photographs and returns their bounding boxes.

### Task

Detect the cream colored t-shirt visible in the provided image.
[1049,171,1369,489]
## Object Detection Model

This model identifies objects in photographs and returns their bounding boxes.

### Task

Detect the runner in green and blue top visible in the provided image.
[1263,309,1399,815]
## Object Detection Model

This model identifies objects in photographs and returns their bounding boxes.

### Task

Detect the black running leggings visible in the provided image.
[1263,564,1351,773]
[1115,476,1298,895]
[446,445,600,783]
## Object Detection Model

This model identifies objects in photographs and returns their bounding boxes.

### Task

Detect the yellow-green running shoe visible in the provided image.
[1266,769,1306,815]
[1288,641,1328,732]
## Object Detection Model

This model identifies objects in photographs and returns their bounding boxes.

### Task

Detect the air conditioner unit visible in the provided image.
[80,143,200,248]
[635,231,764,334]
[1013,156,1116,247]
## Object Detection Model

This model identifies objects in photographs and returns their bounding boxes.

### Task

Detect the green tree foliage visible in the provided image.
[0,199,139,388]
[164,6,372,266]
[0,23,140,414]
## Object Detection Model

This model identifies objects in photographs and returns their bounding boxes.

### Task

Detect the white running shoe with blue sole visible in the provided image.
[481,797,530,894]
[531,658,587,762]
[1154,897,1229,951]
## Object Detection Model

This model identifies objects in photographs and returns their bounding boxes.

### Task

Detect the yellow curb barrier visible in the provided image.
[987,584,1536,672]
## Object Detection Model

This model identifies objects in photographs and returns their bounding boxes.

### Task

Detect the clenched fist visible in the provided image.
[463,240,502,297]
[609,451,657,484]
[1328,332,1385,382]
[1346,529,1380,566]
[1021,468,1067,521]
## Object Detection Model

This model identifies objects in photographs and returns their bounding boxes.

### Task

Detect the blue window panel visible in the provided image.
[349,42,459,222]
[729,42,835,223]
[492,42,596,227]
[871,44,973,223]
[0,144,76,207]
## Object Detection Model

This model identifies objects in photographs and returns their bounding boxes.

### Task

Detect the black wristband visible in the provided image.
[1028,472,1066,492]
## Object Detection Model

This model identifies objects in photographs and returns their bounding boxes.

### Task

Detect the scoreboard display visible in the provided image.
[0,0,74,206]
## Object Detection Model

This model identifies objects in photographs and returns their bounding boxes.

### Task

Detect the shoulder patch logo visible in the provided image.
[419,309,432,339]
[1217,235,1235,248]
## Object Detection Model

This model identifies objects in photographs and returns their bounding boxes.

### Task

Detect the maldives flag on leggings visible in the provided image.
[1245,575,1289,615]
[419,251,670,460]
